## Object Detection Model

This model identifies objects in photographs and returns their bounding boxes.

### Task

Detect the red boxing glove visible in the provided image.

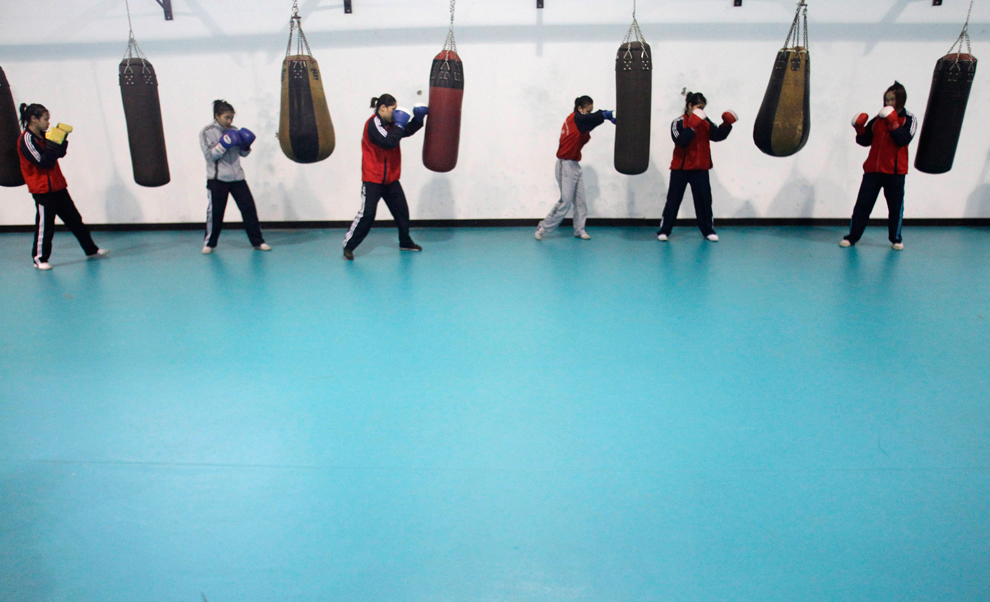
[686,107,707,129]
[878,105,899,129]
[721,110,738,126]
[851,113,869,129]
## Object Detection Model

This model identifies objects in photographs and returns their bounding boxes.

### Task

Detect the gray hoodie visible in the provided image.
[200,121,250,181]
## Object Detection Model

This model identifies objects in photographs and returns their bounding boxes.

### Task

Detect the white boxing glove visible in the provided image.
[878,106,895,119]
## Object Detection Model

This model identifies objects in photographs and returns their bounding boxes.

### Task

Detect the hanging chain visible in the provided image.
[442,0,457,60]
[285,0,313,59]
[122,0,148,72]
[622,0,649,60]
[784,0,808,50]
[947,0,976,72]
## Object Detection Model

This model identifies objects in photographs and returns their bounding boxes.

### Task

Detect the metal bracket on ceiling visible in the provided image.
[933,0,943,5]
[537,0,544,8]
[734,0,742,6]
[345,0,352,13]
[153,0,173,21]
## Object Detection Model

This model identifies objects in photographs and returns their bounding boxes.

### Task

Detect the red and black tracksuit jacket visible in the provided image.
[557,111,606,161]
[855,109,917,174]
[669,113,732,171]
[361,113,424,184]
[18,130,68,194]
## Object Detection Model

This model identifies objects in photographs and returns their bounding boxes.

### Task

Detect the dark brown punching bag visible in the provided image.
[915,53,978,174]
[119,58,170,187]
[753,48,811,157]
[614,41,652,175]
[278,55,335,164]
[0,65,24,187]
[423,50,464,173]
[754,2,810,158]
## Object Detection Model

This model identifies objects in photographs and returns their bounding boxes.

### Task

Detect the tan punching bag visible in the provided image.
[278,8,335,164]
[753,1,811,158]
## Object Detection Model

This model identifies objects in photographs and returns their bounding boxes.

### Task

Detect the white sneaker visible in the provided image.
[534,228,544,240]
[706,234,719,242]
[202,246,213,254]
[34,261,52,270]
[839,239,852,248]
[87,248,109,259]
[255,243,272,251]
[575,232,591,240]
[657,233,668,242]
[892,242,904,251]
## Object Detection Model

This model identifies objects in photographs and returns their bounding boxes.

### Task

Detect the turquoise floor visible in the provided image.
[1,226,989,601]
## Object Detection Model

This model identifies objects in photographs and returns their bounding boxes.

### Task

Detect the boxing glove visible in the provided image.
[45,123,73,145]
[220,129,242,149]
[393,107,412,129]
[721,110,738,126]
[238,127,256,149]
[851,113,869,129]
[602,110,615,123]
[413,104,429,120]
[878,105,899,129]
[687,107,707,129]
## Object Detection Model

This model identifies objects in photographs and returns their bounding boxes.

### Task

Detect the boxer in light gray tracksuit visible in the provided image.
[199,99,269,253]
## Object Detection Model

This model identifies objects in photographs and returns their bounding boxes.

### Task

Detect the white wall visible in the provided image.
[0,0,987,225]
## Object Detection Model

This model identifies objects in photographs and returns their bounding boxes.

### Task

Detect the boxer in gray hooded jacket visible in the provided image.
[199,99,270,253]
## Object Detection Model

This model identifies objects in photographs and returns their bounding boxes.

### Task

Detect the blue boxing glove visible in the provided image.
[413,104,429,120]
[220,129,242,149]
[393,107,412,129]
[238,127,256,150]
[602,110,615,124]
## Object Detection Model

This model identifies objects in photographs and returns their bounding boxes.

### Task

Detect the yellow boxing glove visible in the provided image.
[45,123,73,145]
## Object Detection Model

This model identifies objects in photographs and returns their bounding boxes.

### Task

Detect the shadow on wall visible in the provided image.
[965,146,990,217]
[419,174,455,220]
[766,166,816,218]
[91,61,144,223]
[624,159,667,219]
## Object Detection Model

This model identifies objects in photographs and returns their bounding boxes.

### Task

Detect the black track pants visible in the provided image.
[845,173,905,244]
[658,170,716,237]
[31,189,99,263]
[204,179,265,248]
[343,181,414,251]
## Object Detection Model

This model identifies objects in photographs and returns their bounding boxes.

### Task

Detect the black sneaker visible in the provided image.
[343,248,354,260]
[400,243,422,252]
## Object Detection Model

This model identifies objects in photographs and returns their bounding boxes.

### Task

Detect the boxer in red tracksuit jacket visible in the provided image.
[658,91,737,242]
[842,82,916,250]
[17,103,105,270]
[342,94,426,260]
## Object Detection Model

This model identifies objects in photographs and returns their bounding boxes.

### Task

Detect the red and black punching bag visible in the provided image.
[0,65,24,187]
[915,53,978,174]
[753,2,811,157]
[119,57,170,187]
[423,50,464,173]
[614,39,652,175]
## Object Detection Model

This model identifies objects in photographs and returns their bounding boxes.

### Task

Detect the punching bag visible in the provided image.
[614,22,652,175]
[119,56,170,187]
[753,2,811,158]
[0,65,24,187]
[423,50,464,173]
[915,52,977,174]
[278,12,334,164]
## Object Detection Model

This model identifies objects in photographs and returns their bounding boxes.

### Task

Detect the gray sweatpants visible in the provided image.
[538,159,587,236]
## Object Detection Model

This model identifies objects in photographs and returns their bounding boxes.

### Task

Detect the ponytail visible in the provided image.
[19,102,47,129]
[574,95,593,112]
[213,99,235,116]
[370,94,397,110]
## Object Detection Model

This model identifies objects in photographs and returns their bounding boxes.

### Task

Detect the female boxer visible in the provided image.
[657,91,737,242]
[841,82,916,250]
[199,99,269,254]
[17,103,106,270]
[535,95,614,241]
[342,94,427,260]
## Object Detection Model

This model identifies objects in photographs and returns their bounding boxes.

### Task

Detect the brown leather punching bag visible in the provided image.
[423,49,464,173]
[614,20,652,176]
[0,65,24,187]
[278,11,335,164]
[915,48,978,173]
[119,56,170,187]
[753,2,811,158]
